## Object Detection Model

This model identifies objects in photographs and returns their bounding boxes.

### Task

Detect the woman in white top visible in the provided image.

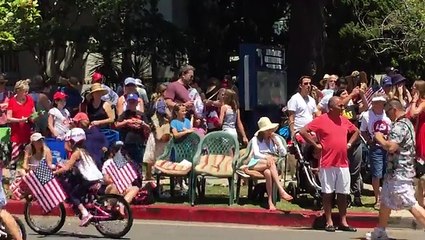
[23,132,54,173]
[53,128,103,227]
[240,117,293,210]
[48,91,70,139]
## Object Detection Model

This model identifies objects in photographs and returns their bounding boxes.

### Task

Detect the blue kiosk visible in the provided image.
[238,44,287,138]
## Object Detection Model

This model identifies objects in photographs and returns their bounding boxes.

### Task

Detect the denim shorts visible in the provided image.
[369,147,387,179]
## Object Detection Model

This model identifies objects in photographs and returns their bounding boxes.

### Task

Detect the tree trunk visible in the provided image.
[287,0,326,94]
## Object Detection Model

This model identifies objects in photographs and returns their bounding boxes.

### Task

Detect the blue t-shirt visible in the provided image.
[170,118,191,132]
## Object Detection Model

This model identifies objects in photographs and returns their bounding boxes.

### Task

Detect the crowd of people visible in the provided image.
[0,65,425,238]
[287,70,425,238]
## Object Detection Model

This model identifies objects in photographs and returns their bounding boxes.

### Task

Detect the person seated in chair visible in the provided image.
[239,117,293,210]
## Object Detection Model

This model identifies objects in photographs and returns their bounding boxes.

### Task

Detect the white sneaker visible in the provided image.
[365,228,389,240]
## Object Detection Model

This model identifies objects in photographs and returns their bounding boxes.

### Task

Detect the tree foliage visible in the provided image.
[339,0,425,78]
[0,0,41,49]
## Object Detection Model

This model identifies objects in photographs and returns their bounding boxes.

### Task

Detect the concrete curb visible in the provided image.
[5,200,415,229]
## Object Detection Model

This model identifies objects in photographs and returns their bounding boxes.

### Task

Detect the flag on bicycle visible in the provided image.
[105,151,138,194]
[23,160,66,212]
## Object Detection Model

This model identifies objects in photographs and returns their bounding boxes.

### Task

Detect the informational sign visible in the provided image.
[256,47,285,71]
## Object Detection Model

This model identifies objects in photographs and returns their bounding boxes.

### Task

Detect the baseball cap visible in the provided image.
[381,75,392,87]
[124,77,136,86]
[135,78,144,87]
[126,93,139,102]
[72,112,89,122]
[66,128,86,143]
[372,96,387,102]
[53,91,67,100]
[391,74,406,85]
[30,132,44,142]
[92,72,103,83]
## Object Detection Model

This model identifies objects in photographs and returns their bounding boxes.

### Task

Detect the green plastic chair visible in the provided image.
[235,134,287,205]
[0,127,10,164]
[154,133,201,199]
[191,131,240,206]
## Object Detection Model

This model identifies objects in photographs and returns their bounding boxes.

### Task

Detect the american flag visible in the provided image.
[364,85,386,107]
[23,160,66,213]
[105,151,138,194]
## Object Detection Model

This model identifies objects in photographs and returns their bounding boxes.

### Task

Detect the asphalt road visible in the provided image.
[18,217,425,240]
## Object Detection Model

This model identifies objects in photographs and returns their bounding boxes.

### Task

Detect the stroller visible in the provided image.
[284,132,322,209]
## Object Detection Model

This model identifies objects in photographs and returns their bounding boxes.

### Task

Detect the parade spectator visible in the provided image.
[67,112,108,169]
[367,99,425,239]
[53,128,104,226]
[0,75,11,125]
[29,75,51,136]
[409,80,425,207]
[116,77,144,116]
[391,74,412,108]
[23,133,54,173]
[381,75,393,96]
[143,84,171,180]
[60,76,83,117]
[91,72,119,106]
[300,96,359,232]
[86,83,115,129]
[360,93,391,210]
[218,89,248,145]
[287,76,320,139]
[170,104,194,139]
[48,91,70,140]
[193,115,207,137]
[135,78,149,108]
[333,88,366,206]
[115,93,150,169]
[7,79,35,180]
[164,65,194,111]
[204,77,223,132]
[239,117,292,210]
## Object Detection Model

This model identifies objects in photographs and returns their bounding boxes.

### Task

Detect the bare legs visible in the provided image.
[0,210,22,240]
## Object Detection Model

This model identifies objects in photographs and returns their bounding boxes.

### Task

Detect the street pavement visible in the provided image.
[20,216,424,240]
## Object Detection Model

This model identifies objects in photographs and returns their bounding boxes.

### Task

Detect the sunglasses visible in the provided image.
[303,82,311,86]
[0,82,6,85]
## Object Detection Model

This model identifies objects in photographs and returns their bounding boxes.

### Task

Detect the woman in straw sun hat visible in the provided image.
[238,117,293,210]
[84,83,115,129]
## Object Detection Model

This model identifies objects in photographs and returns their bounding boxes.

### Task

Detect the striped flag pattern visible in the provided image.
[364,85,386,107]
[23,160,66,213]
[105,152,138,194]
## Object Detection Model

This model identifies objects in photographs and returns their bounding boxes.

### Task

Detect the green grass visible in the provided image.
[156,184,378,213]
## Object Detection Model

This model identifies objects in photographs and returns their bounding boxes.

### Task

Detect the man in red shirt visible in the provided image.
[299,96,359,232]
[164,65,195,109]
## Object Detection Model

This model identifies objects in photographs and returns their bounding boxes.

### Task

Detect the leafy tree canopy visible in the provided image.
[340,0,425,78]
[0,0,41,50]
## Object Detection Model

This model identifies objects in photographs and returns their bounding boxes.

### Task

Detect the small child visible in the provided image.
[48,91,70,140]
[192,115,206,137]
[170,104,194,139]
[116,93,150,170]
[219,89,248,145]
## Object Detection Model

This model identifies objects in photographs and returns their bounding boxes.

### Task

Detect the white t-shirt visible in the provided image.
[48,107,70,139]
[102,158,113,175]
[287,93,317,131]
[360,109,391,139]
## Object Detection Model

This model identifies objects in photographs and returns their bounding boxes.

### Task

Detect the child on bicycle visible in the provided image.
[53,127,104,226]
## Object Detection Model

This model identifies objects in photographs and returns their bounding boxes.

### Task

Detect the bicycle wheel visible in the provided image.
[93,194,133,239]
[24,198,66,235]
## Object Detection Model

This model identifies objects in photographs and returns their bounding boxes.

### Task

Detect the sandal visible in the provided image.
[324,225,335,232]
[338,225,357,232]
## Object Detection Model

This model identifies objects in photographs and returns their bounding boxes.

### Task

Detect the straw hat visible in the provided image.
[319,74,331,87]
[89,83,108,96]
[255,117,279,136]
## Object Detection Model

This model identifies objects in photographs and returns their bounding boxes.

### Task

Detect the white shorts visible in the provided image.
[381,178,417,210]
[319,167,351,194]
